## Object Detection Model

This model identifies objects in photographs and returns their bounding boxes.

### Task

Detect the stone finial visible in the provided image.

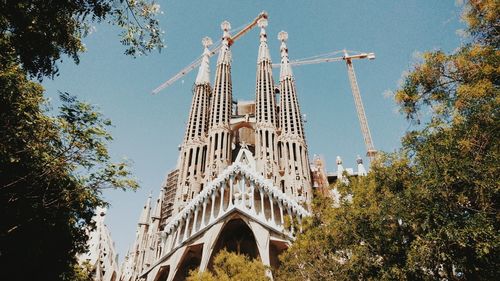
[221,20,231,41]
[202,36,213,48]
[357,155,367,176]
[258,18,268,43]
[195,37,212,84]
[257,17,268,29]
[278,31,288,42]
[356,155,363,164]
[257,18,270,61]
[336,156,343,165]
[221,20,231,31]
[278,31,293,79]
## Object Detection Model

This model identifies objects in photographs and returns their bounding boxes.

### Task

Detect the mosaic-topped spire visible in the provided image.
[217,21,232,65]
[278,31,293,79]
[207,20,234,179]
[277,31,311,203]
[195,37,213,85]
[257,17,271,62]
[254,17,278,181]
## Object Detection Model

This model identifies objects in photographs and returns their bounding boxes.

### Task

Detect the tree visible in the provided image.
[0,0,164,80]
[0,1,162,279]
[187,250,270,281]
[278,1,499,280]
[0,64,138,280]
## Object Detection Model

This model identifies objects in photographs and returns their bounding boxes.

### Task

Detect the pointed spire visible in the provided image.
[152,189,164,220]
[195,37,212,85]
[336,156,344,178]
[138,193,152,226]
[356,155,367,176]
[217,21,232,65]
[336,156,349,184]
[257,17,270,62]
[278,31,293,79]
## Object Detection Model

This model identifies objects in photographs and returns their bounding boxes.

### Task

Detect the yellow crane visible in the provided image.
[272,50,377,161]
[151,11,268,95]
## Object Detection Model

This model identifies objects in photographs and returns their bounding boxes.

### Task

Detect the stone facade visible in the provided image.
[117,17,368,281]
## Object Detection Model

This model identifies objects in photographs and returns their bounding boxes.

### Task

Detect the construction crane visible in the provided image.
[151,11,268,95]
[273,50,377,161]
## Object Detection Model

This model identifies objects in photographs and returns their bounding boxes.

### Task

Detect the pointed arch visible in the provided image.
[207,217,260,270]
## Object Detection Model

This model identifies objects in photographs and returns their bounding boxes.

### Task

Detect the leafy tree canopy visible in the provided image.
[278,1,499,280]
[0,0,162,279]
[0,0,164,80]
[0,64,138,280]
[187,250,270,281]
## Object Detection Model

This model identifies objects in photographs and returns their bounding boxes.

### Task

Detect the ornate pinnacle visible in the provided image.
[278,31,288,42]
[196,36,212,84]
[356,155,363,164]
[258,18,268,44]
[257,17,268,29]
[278,31,289,56]
[278,31,292,79]
[221,21,231,32]
[221,21,231,45]
[202,36,213,49]
[336,156,343,165]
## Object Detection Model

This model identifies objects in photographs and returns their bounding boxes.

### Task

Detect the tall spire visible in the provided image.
[254,17,278,182]
[206,20,234,178]
[277,31,311,205]
[176,38,213,206]
[278,31,304,138]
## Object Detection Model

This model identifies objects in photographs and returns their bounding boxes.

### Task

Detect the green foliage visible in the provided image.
[66,262,95,281]
[0,64,138,280]
[278,1,499,280]
[187,250,270,281]
[0,0,157,279]
[0,0,164,80]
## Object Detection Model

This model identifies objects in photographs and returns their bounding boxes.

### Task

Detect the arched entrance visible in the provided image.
[208,218,260,269]
[172,244,203,281]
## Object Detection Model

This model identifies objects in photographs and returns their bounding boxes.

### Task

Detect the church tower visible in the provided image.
[277,31,312,204]
[175,37,212,206]
[122,14,315,281]
[254,18,279,184]
[206,21,233,180]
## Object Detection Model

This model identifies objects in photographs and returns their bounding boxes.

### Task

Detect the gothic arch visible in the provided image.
[207,217,260,269]
[171,244,203,281]
[152,265,170,281]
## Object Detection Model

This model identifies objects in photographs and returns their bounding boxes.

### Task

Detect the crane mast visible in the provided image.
[344,55,377,160]
[272,50,377,161]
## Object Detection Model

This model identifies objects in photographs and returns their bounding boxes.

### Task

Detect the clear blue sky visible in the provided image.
[42,0,465,261]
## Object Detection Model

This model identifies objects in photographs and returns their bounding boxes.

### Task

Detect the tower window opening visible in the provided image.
[265,131,269,148]
[292,143,297,162]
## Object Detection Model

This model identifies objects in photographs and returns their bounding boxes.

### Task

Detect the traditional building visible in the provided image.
[117,16,367,281]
